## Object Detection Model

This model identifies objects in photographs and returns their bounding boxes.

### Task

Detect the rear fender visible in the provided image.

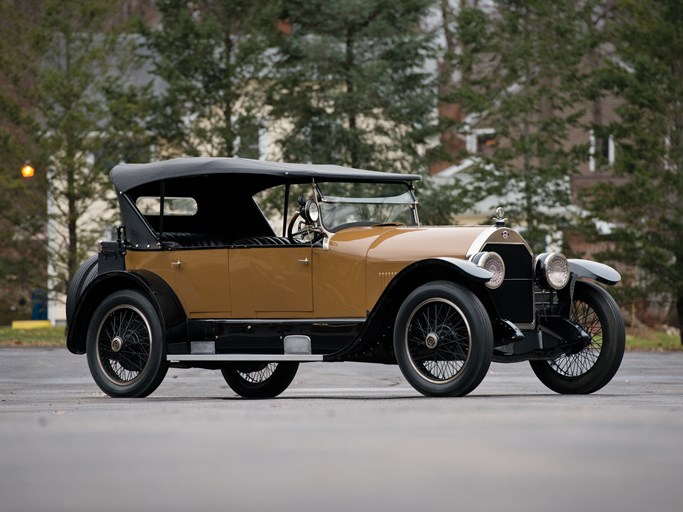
[66,270,187,354]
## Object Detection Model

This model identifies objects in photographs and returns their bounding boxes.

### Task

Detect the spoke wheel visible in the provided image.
[221,362,298,398]
[548,298,602,377]
[406,298,472,384]
[96,305,152,383]
[394,281,493,397]
[87,290,168,398]
[531,281,625,394]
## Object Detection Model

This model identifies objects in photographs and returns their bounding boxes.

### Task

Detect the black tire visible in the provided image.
[66,254,98,325]
[530,281,625,394]
[393,281,493,397]
[221,362,299,398]
[86,290,168,398]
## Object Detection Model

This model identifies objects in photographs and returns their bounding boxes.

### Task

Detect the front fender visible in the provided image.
[66,270,187,354]
[568,259,621,286]
[432,257,492,283]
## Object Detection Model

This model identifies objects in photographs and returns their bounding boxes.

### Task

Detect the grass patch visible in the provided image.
[626,328,682,352]
[0,326,66,347]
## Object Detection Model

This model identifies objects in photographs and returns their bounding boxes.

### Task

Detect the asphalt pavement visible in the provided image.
[1,348,682,512]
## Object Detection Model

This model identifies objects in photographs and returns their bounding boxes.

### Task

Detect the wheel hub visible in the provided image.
[111,336,123,353]
[425,332,439,349]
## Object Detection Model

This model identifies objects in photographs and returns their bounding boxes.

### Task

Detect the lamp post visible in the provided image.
[20,160,56,326]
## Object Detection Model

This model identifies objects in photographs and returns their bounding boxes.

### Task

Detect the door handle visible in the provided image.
[298,258,309,265]
[171,260,181,269]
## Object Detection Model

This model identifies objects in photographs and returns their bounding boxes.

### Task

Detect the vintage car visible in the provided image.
[66,157,625,398]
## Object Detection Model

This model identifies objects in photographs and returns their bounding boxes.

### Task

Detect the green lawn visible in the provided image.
[626,328,682,352]
[0,325,680,351]
[0,326,66,347]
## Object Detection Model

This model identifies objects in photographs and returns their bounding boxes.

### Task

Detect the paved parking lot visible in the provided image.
[1,348,682,512]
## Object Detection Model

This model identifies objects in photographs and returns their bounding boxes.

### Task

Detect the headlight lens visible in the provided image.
[538,252,570,290]
[471,251,505,289]
[304,200,320,223]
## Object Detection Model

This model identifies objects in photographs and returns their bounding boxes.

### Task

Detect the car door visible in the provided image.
[126,249,231,315]
[229,246,313,317]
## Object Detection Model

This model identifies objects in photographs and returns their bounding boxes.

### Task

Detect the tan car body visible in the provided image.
[65,157,625,399]
[125,225,529,320]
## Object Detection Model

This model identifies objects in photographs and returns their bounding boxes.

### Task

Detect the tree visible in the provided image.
[584,0,683,343]
[35,0,151,296]
[269,0,436,175]
[425,0,501,225]
[0,0,48,323]
[144,0,282,158]
[445,1,592,249]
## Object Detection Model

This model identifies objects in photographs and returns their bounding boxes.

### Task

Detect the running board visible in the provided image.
[168,354,324,362]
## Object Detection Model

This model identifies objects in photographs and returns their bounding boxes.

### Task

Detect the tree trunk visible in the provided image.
[434,0,466,173]
[345,26,359,169]
[64,34,78,286]
[222,30,235,157]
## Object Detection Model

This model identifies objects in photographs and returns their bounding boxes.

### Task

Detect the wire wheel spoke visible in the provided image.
[237,363,277,383]
[406,299,471,383]
[550,299,603,378]
[97,305,152,384]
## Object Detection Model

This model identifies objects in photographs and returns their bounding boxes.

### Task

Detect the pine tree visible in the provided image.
[35,0,151,294]
[447,1,591,249]
[268,0,437,175]
[0,0,47,323]
[144,0,282,158]
[584,0,683,342]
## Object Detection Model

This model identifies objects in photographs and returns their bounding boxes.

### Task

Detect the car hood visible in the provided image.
[328,225,514,262]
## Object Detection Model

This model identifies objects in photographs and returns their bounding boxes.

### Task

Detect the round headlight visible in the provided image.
[304,200,320,223]
[539,252,570,290]
[471,251,505,289]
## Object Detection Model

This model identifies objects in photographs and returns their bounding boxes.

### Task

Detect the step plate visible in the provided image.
[168,354,324,362]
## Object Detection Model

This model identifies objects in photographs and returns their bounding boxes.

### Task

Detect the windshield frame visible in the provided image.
[315,180,419,233]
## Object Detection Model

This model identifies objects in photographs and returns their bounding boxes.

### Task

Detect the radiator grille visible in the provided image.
[483,243,534,325]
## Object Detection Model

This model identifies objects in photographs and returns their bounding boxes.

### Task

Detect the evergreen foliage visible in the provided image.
[583,0,683,342]
[144,0,281,157]
[35,0,151,294]
[0,0,47,323]
[443,0,591,249]
[269,0,437,174]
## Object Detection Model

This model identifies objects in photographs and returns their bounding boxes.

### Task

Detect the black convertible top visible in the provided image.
[111,157,421,193]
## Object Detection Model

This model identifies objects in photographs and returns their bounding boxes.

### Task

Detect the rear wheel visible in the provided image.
[86,290,168,398]
[530,281,625,394]
[393,281,493,397]
[221,362,299,398]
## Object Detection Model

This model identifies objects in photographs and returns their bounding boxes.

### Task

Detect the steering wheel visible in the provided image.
[287,212,323,244]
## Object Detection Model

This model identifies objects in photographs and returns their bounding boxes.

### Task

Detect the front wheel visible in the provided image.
[393,281,493,397]
[86,290,168,397]
[221,362,299,398]
[530,281,625,394]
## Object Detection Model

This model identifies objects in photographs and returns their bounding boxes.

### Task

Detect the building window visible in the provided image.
[589,129,615,172]
[466,128,496,157]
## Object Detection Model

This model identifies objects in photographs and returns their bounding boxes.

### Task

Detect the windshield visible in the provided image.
[317,182,417,232]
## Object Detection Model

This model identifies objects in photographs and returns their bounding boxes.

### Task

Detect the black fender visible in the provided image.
[431,257,493,283]
[66,270,187,354]
[568,259,621,286]
[65,254,99,325]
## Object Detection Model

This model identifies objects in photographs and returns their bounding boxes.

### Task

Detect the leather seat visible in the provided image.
[231,236,292,247]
